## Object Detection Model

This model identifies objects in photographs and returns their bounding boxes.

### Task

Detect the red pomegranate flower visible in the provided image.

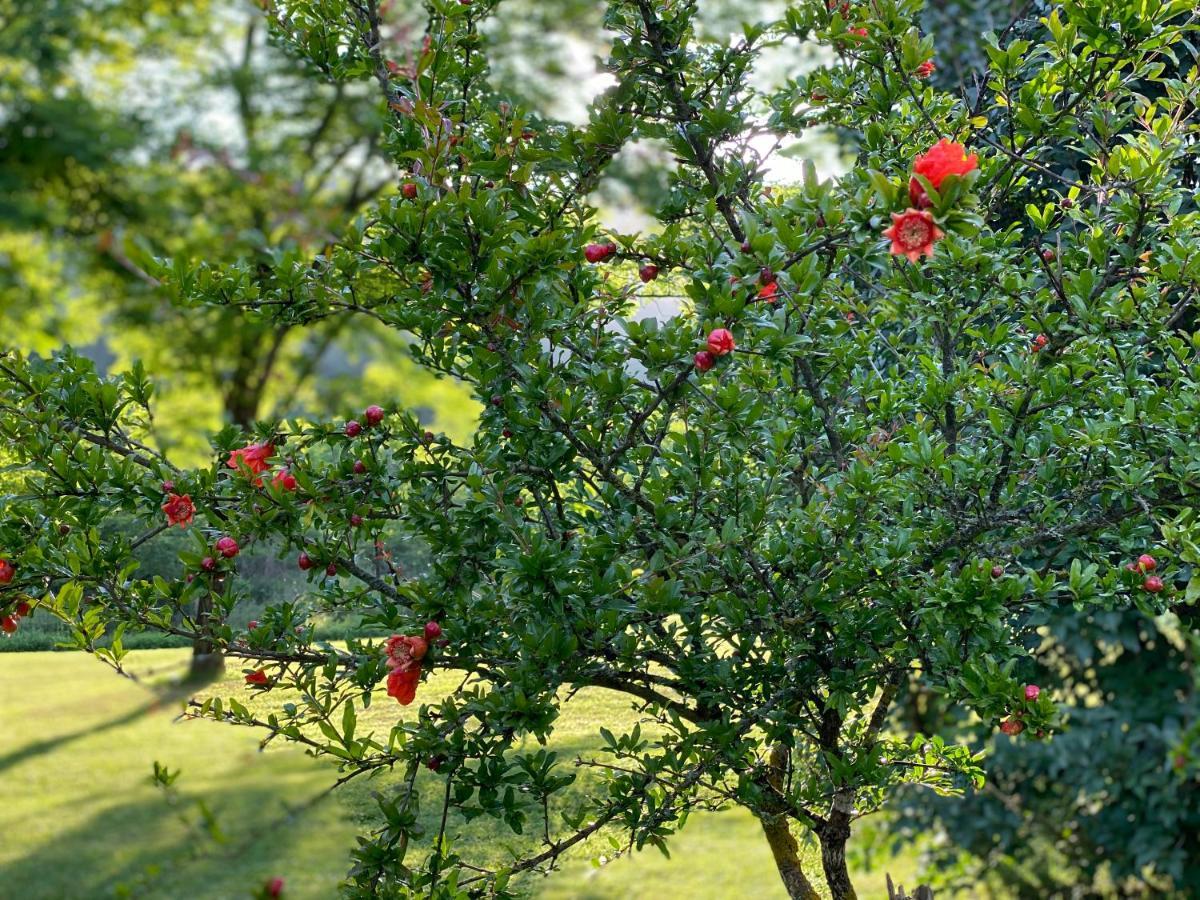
[909,139,978,207]
[882,209,944,262]
[999,718,1024,736]
[271,469,298,492]
[914,60,936,79]
[245,669,269,686]
[706,328,736,356]
[161,493,195,528]
[757,281,779,302]
[1024,684,1040,701]
[387,666,422,705]
[0,559,14,585]
[227,443,274,483]
[385,634,429,671]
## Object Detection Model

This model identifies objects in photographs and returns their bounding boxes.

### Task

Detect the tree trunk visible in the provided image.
[818,790,858,900]
[758,744,822,900]
[188,585,224,682]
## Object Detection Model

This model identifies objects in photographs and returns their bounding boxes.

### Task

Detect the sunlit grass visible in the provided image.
[0,650,927,898]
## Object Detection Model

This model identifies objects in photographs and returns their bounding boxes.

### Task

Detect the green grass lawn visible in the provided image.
[0,650,927,899]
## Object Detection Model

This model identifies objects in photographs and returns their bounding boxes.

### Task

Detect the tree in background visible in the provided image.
[5,1,1200,898]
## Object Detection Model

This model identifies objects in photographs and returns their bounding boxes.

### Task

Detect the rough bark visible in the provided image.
[188,584,224,681]
[758,743,822,900]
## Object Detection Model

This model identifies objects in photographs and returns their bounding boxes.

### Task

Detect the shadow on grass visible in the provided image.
[0,769,343,899]
[0,670,203,777]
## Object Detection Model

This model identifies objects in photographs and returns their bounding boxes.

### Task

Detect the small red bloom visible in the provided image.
[991,565,1004,579]
[385,634,429,671]
[706,328,736,356]
[245,669,269,685]
[757,281,779,302]
[350,514,364,527]
[364,405,385,426]
[1024,684,1040,701]
[882,209,944,262]
[161,480,175,493]
[999,718,1024,736]
[694,350,716,372]
[353,459,368,475]
[424,621,443,641]
[584,243,616,263]
[1,615,17,634]
[227,443,273,477]
[848,26,868,37]
[914,60,936,78]
[345,420,363,438]
[266,877,285,898]
[386,666,422,705]
[639,264,659,283]
[161,493,195,528]
[1137,554,1157,572]
[215,536,240,559]
[401,182,418,200]
[0,559,13,585]
[15,600,31,616]
[1032,334,1048,351]
[248,620,259,630]
[298,552,313,571]
[1143,575,1165,593]
[909,139,979,207]
[325,562,338,577]
[200,556,217,572]
[271,470,298,492]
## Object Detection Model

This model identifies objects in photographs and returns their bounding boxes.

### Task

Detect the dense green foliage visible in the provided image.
[4,0,1200,898]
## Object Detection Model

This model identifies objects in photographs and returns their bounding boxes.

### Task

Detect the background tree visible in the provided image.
[4,1,1200,899]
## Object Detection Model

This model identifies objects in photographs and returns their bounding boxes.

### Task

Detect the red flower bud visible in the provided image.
[298,552,313,571]
[706,328,736,356]
[1,615,17,634]
[364,405,385,426]
[639,264,659,283]
[350,514,364,527]
[161,480,175,493]
[584,243,616,263]
[344,420,363,437]
[353,459,367,474]
[248,620,259,630]
[0,559,14,585]
[215,537,240,558]
[266,877,285,898]
[16,600,31,616]
[401,182,418,200]
[1143,575,1164,593]
[991,565,1004,579]
[694,350,716,372]
[424,620,443,640]
[999,718,1024,736]
[1137,554,1157,572]
[1024,684,1040,701]
[325,563,338,577]
[201,556,217,571]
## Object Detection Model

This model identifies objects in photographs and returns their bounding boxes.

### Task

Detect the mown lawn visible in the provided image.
[0,650,927,898]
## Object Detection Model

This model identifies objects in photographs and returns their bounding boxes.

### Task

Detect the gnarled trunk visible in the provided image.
[758,743,822,900]
[818,789,857,900]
